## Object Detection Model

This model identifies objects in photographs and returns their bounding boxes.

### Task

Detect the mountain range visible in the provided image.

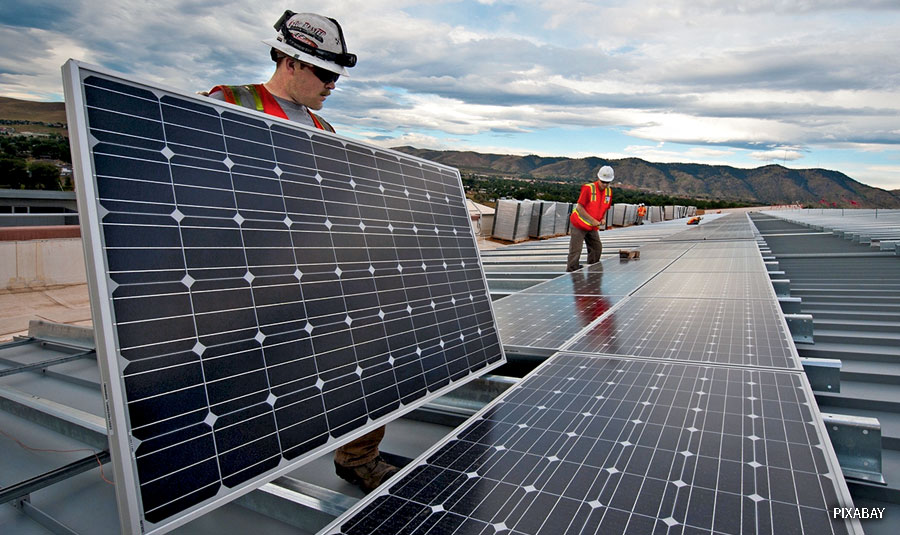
[1,96,896,207]
[393,147,900,208]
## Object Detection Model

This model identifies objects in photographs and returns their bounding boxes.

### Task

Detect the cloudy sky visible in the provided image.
[3,1,900,190]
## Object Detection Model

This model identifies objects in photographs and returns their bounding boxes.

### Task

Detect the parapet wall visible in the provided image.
[1,238,86,291]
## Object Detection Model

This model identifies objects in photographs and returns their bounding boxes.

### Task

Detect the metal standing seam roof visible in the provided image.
[751,210,900,534]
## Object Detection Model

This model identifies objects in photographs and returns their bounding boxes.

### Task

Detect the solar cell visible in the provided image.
[64,61,505,533]
[324,354,859,535]
[564,297,800,370]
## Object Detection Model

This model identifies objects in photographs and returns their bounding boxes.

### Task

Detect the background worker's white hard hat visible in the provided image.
[597,165,614,183]
[263,11,356,76]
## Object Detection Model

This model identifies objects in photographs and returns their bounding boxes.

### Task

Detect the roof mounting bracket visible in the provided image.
[822,412,886,486]
[778,296,802,314]
[800,357,840,392]
[770,278,791,297]
[784,313,814,344]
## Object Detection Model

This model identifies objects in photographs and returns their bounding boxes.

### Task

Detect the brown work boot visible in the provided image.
[334,455,399,493]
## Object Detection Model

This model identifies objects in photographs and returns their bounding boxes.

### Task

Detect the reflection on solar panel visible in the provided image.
[633,271,776,300]
[494,293,622,355]
[63,61,504,533]
[584,257,676,275]
[520,268,659,297]
[565,297,800,370]
[324,354,859,535]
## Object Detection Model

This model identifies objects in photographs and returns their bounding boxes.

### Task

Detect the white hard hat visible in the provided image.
[597,165,614,183]
[263,11,356,76]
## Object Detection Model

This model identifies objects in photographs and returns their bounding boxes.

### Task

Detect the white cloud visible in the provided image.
[2,0,899,190]
[624,112,805,145]
[0,26,95,99]
[621,144,743,167]
[749,149,805,162]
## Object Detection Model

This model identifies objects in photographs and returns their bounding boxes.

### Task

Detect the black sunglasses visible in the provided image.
[308,64,340,85]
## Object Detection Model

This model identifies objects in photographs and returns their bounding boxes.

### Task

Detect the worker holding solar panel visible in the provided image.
[566,165,614,272]
[205,10,398,494]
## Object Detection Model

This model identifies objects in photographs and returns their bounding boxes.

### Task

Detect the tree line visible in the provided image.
[0,134,755,209]
[461,174,752,210]
[0,134,71,190]
[0,119,67,128]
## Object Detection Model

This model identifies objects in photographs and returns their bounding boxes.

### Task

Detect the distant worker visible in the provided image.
[637,203,647,225]
[567,166,614,272]
[206,10,398,494]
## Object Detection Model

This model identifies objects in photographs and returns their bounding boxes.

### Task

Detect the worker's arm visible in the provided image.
[574,203,602,228]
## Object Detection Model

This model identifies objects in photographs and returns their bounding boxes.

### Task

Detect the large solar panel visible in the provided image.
[664,255,766,273]
[633,271,776,300]
[633,242,696,258]
[665,215,758,242]
[323,353,859,535]
[63,60,505,534]
[680,242,762,259]
[564,297,801,370]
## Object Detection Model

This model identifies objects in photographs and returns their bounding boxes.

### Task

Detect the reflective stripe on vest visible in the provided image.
[308,111,324,130]
[571,206,594,228]
[210,84,336,132]
[213,84,288,119]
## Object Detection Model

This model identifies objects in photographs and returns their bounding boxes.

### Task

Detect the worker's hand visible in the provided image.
[195,90,210,97]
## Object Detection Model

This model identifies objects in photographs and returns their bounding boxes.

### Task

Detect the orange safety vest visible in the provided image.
[570,182,612,231]
[637,205,647,217]
[208,84,335,132]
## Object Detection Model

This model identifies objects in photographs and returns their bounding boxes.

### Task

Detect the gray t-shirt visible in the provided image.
[206,85,318,129]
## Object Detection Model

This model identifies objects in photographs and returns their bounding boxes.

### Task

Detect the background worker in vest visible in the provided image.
[567,166,615,272]
[206,10,398,494]
[637,203,647,224]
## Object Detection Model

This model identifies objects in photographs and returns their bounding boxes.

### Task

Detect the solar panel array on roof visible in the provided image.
[326,213,858,534]
[325,354,858,535]
[63,60,505,534]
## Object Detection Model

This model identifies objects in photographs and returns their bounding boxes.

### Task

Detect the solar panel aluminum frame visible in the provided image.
[320,353,862,535]
[62,59,506,534]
